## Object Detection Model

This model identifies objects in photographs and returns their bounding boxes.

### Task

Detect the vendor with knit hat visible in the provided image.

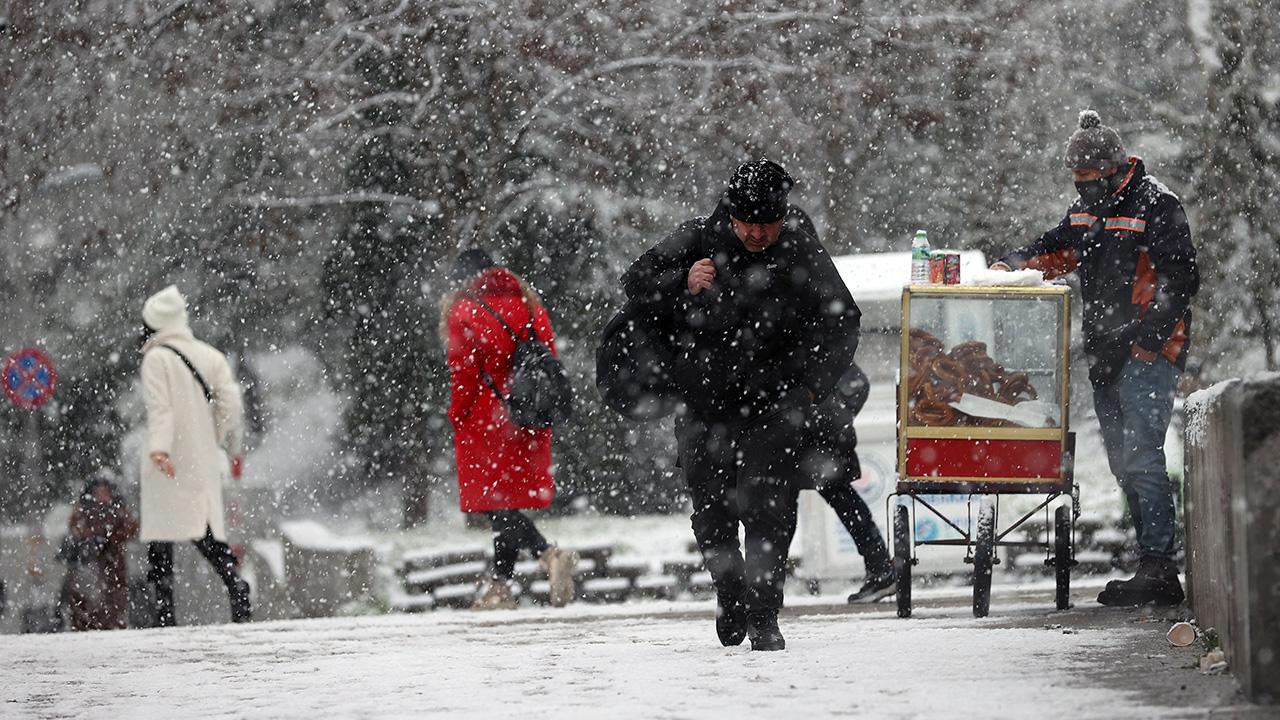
[991,111,1199,607]
[622,159,859,650]
[138,284,252,625]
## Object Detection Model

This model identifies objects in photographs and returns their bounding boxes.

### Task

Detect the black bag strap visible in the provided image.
[467,297,547,405]
[468,299,521,404]
[471,297,541,344]
[159,344,214,403]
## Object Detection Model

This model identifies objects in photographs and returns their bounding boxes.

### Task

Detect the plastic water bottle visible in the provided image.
[910,230,931,285]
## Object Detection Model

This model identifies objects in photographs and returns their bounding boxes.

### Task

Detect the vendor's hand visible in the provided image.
[150,452,176,479]
[1130,344,1158,363]
[687,258,716,295]
[230,543,246,569]
[989,261,1012,272]
[231,455,244,481]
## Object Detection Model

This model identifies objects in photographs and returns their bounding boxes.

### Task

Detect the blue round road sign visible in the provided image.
[3,348,57,410]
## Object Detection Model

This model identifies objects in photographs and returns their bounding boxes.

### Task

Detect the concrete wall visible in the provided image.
[1184,375,1280,704]
[280,521,377,618]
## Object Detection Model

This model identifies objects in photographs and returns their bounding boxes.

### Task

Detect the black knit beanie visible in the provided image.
[450,248,497,283]
[725,159,795,223]
[1064,110,1127,169]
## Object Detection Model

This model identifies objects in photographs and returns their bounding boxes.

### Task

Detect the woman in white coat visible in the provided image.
[138,285,251,625]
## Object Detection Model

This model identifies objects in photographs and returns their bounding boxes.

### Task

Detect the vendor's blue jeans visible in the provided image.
[1091,357,1179,560]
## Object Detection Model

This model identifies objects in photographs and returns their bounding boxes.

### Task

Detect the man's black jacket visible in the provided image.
[622,199,860,419]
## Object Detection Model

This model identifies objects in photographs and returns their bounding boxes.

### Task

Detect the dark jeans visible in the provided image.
[817,481,892,576]
[147,527,250,626]
[676,404,805,613]
[488,510,550,580]
[1092,357,1179,559]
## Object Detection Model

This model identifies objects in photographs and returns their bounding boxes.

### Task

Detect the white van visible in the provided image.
[796,250,988,589]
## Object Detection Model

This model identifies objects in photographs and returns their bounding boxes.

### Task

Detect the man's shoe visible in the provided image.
[1097,557,1184,606]
[747,611,785,652]
[847,567,896,604]
[716,591,747,647]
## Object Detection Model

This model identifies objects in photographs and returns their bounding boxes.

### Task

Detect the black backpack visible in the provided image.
[472,298,574,428]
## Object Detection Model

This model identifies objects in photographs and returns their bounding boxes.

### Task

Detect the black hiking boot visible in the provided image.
[715,590,747,647]
[847,567,897,604]
[747,611,785,652]
[230,579,253,623]
[1097,557,1184,607]
[152,579,176,628]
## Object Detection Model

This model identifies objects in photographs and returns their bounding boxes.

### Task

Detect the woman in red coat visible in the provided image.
[442,249,577,609]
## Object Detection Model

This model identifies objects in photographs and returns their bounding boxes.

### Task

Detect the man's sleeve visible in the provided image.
[141,352,175,456]
[786,207,860,401]
[800,244,861,401]
[1135,199,1199,354]
[621,220,703,305]
[1000,213,1080,280]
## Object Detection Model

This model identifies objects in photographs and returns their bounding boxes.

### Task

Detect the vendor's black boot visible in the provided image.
[1097,557,1184,606]
[747,611,785,651]
[715,590,747,647]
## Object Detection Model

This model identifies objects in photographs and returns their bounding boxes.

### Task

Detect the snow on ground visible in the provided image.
[3,592,1204,720]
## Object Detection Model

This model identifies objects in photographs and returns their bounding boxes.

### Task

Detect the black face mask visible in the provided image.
[1075,169,1124,207]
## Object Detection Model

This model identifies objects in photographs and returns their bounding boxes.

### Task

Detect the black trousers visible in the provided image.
[147,527,249,626]
[488,510,550,580]
[676,405,804,613]
[817,481,892,576]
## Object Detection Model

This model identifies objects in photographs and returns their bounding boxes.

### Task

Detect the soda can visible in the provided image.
[928,253,946,284]
[943,251,961,284]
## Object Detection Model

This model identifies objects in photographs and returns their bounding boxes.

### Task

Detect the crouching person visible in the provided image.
[61,473,139,631]
[622,160,859,650]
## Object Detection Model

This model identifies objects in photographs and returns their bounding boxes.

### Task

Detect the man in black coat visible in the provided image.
[623,159,859,650]
[993,111,1199,606]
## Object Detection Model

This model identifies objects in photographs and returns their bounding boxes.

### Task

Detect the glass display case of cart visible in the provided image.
[897,285,1072,493]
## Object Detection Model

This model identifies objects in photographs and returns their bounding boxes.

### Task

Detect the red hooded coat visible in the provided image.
[447,267,556,512]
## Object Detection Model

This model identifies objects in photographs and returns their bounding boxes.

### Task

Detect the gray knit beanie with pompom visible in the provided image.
[1064,110,1127,169]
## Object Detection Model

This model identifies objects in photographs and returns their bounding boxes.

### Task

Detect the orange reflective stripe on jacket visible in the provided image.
[1105,217,1147,232]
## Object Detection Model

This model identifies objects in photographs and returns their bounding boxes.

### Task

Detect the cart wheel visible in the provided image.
[972,500,995,618]
[893,504,912,619]
[1054,505,1072,610]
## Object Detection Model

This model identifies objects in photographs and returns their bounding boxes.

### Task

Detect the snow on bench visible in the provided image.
[404,561,488,593]
[579,577,632,603]
[397,546,489,575]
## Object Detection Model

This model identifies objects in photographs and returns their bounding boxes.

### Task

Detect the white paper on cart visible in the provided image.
[950,394,1061,428]
[962,267,1047,287]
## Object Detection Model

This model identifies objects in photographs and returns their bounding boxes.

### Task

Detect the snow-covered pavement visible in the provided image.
[1,591,1256,719]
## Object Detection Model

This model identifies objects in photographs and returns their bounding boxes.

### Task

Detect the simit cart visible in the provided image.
[891,285,1077,618]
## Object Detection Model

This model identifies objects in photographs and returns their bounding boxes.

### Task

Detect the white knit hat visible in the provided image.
[142,285,189,332]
